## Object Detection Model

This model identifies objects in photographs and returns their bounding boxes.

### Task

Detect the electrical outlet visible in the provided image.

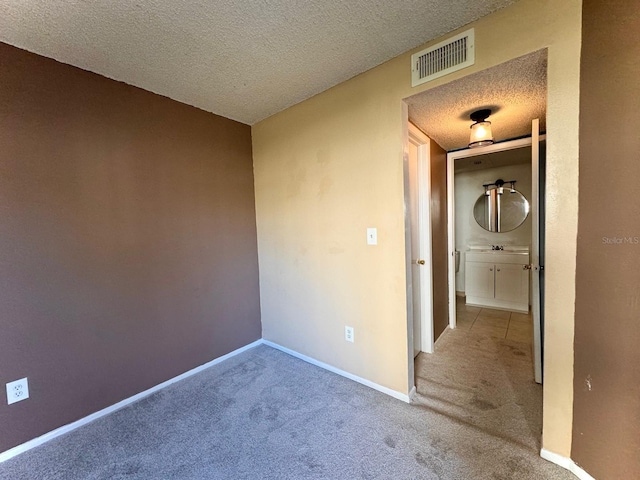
[345,326,355,343]
[6,378,29,405]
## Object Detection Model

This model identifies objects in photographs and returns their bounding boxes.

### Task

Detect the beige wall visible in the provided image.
[253,0,581,457]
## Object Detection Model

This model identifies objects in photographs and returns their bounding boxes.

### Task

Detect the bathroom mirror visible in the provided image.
[473,189,529,232]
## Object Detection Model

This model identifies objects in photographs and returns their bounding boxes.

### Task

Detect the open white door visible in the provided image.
[408,123,434,356]
[447,146,457,330]
[531,119,543,384]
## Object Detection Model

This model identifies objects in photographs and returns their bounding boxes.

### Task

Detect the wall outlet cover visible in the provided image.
[345,326,355,343]
[6,378,29,405]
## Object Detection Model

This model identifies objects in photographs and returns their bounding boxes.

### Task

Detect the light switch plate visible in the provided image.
[367,228,377,245]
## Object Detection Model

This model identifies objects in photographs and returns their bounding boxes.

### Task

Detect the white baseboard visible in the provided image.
[0,339,263,464]
[2,338,412,464]
[540,449,597,480]
[408,386,417,401]
[262,340,412,403]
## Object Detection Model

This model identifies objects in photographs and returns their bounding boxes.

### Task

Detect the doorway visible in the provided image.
[406,130,549,455]
[406,123,449,359]
[446,133,545,383]
[407,124,433,357]
[402,49,548,410]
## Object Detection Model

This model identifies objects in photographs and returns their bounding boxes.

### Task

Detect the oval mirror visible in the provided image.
[473,189,530,232]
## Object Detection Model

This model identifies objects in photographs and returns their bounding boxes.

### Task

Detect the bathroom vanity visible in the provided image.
[465,245,530,313]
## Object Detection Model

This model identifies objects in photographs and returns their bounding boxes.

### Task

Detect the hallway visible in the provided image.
[413,310,564,478]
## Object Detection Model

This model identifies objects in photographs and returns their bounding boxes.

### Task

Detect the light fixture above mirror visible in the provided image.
[483,178,516,196]
[468,109,494,148]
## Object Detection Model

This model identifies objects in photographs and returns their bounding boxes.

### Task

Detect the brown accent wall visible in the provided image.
[572,1,640,478]
[430,140,449,341]
[0,43,261,453]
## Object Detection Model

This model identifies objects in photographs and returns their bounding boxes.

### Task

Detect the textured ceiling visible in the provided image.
[406,50,547,151]
[0,0,518,125]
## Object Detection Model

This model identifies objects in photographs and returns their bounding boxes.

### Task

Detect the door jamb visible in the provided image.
[408,123,434,355]
[402,102,416,396]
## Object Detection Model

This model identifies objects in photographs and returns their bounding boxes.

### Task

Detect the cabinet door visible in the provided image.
[465,262,495,299]
[495,263,529,304]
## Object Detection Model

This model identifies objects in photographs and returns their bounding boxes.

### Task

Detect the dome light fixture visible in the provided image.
[468,109,494,148]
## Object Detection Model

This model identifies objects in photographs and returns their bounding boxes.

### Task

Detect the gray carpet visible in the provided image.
[0,338,576,479]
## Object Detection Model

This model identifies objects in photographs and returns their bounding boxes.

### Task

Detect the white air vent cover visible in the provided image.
[411,29,475,87]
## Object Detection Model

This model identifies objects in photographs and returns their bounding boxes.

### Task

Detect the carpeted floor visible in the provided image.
[0,332,576,479]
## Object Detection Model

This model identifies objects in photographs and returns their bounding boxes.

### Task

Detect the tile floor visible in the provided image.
[455,297,533,343]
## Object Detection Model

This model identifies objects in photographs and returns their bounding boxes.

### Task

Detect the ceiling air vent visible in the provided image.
[411,28,475,87]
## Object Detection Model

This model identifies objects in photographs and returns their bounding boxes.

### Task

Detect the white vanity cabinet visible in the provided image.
[465,248,530,313]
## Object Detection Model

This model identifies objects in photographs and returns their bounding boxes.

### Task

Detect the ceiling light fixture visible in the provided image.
[468,109,494,148]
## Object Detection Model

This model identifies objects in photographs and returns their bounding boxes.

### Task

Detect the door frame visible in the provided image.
[446,134,545,380]
[402,104,434,396]
[530,119,543,383]
[408,122,434,356]
[446,137,535,330]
